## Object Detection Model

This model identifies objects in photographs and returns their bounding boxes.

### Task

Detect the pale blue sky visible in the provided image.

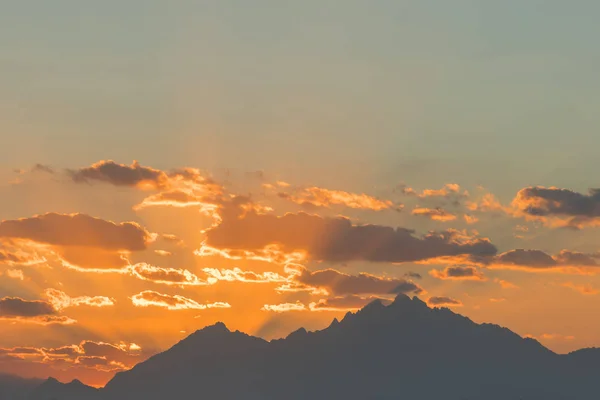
[1,0,599,195]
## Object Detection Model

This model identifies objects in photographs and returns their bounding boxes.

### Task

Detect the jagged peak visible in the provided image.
[286,327,308,340]
[43,377,60,384]
[196,321,230,334]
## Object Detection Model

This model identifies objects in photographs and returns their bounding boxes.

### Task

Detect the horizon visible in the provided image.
[2,1,600,393]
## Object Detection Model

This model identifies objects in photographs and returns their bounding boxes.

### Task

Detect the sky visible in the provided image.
[1,0,600,387]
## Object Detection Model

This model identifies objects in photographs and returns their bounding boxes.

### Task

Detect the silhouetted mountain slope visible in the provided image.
[0,374,42,400]
[27,377,99,400]
[26,295,600,399]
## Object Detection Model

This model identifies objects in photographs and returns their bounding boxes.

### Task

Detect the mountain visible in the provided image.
[0,374,42,400]
[27,377,99,400]
[23,295,600,399]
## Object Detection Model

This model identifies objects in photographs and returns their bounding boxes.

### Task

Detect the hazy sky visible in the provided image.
[1,0,600,387]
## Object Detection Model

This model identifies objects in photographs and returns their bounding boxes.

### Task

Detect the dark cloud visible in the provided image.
[492,249,600,273]
[0,213,151,251]
[31,164,55,174]
[427,296,462,307]
[205,205,497,263]
[404,272,423,280]
[496,249,556,268]
[0,296,55,317]
[290,266,423,296]
[513,187,600,228]
[68,160,169,189]
[309,295,390,311]
[430,266,486,281]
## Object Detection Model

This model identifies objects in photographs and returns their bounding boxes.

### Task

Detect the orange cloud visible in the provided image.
[526,333,575,341]
[429,265,486,281]
[489,298,506,303]
[2,269,24,280]
[261,302,306,313]
[463,214,479,224]
[466,193,508,213]
[494,278,519,289]
[411,207,457,222]
[130,290,230,311]
[402,183,468,199]
[128,263,214,286]
[44,289,115,311]
[277,186,398,211]
[0,339,151,377]
[202,267,288,283]
[561,282,599,295]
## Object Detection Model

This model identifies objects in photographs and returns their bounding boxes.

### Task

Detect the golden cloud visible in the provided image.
[130,290,230,311]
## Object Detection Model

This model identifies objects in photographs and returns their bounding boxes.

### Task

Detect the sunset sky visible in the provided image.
[2,0,600,388]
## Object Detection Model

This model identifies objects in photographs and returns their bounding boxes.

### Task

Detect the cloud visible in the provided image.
[561,282,599,295]
[3,269,24,280]
[261,302,306,313]
[429,266,486,281]
[525,333,575,341]
[44,289,115,310]
[0,296,74,324]
[276,186,398,211]
[494,278,519,289]
[404,271,422,280]
[308,295,389,312]
[0,248,43,266]
[402,183,466,199]
[202,267,288,283]
[411,207,457,222]
[68,160,170,189]
[0,339,150,374]
[463,214,479,224]
[31,164,55,174]
[512,186,600,228]
[128,263,214,286]
[0,296,55,317]
[134,190,218,211]
[130,290,230,310]
[203,205,497,264]
[286,265,423,296]
[491,249,600,273]
[466,193,508,213]
[427,296,463,307]
[57,246,130,271]
[0,213,152,251]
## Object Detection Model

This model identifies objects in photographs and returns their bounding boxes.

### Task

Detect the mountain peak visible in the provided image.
[197,321,229,334]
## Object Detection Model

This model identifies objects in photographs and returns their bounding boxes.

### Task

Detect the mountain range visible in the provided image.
[4,294,600,399]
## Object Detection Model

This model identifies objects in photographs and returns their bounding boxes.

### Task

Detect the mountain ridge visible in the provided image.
[19,294,600,399]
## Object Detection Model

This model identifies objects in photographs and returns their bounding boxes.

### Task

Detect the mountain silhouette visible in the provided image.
[0,374,42,400]
[26,377,99,400]
[19,294,600,399]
